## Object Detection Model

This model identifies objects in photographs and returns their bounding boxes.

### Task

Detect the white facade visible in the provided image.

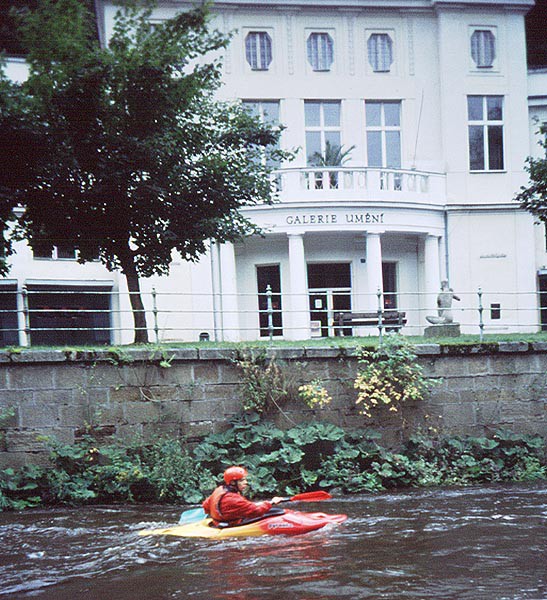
[2,0,547,344]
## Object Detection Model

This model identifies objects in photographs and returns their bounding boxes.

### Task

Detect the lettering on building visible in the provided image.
[345,213,385,224]
[285,212,384,226]
[286,214,338,225]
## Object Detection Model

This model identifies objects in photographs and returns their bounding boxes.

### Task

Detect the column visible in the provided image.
[424,234,441,316]
[287,233,309,340]
[219,242,240,342]
[366,232,383,310]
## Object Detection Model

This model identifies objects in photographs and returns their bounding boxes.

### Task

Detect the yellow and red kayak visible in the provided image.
[139,509,347,539]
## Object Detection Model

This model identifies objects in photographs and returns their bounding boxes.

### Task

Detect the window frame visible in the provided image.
[241,100,281,167]
[367,32,394,73]
[245,31,273,71]
[469,26,498,72]
[33,244,77,261]
[467,95,505,172]
[32,243,99,262]
[306,31,334,72]
[364,100,402,169]
[304,100,342,165]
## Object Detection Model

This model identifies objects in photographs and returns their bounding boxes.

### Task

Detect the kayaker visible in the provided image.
[202,466,284,526]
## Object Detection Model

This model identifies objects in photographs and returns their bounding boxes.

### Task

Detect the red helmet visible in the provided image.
[223,466,248,485]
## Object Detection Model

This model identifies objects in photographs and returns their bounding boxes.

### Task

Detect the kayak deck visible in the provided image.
[139,510,347,539]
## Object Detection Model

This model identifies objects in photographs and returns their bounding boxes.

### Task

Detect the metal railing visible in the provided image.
[0,285,545,347]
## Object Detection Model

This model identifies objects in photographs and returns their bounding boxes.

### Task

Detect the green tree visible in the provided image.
[4,0,285,342]
[515,122,547,225]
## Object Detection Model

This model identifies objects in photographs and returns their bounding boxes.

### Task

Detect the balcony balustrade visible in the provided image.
[271,167,446,206]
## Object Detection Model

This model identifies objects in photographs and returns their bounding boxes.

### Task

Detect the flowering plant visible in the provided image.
[354,336,435,418]
[298,380,332,409]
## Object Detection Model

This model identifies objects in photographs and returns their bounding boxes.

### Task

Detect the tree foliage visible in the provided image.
[1,0,286,342]
[515,122,547,224]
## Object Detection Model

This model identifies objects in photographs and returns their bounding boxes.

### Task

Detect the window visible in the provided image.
[540,274,547,331]
[0,284,19,346]
[242,100,280,167]
[305,101,341,164]
[242,100,279,127]
[245,32,272,71]
[367,33,393,72]
[32,243,99,261]
[307,33,334,71]
[26,285,112,345]
[382,262,398,309]
[471,29,496,68]
[468,95,504,171]
[365,101,401,168]
[257,265,283,337]
[33,243,77,260]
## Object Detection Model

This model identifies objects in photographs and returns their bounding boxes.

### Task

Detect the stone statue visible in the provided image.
[426,280,460,324]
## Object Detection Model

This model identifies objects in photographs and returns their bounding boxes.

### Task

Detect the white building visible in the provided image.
[2,0,547,345]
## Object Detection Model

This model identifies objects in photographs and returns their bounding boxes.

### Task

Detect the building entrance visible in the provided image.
[308,263,351,337]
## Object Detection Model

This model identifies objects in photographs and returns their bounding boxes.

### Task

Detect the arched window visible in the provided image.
[367,33,393,72]
[307,33,334,71]
[245,32,272,70]
[471,30,496,68]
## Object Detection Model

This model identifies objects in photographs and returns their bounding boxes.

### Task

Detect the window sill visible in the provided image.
[469,170,507,174]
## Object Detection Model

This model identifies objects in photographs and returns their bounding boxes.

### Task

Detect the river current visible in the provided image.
[1,482,546,599]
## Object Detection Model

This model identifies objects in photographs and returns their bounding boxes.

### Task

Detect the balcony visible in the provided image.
[272,167,446,206]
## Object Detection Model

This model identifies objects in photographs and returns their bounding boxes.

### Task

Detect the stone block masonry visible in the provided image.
[0,343,545,466]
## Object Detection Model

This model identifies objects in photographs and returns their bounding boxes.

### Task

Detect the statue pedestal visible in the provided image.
[424,323,461,338]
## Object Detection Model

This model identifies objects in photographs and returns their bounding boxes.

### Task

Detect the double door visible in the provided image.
[308,263,351,338]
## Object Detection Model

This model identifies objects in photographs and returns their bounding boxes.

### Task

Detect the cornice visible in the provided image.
[151,0,534,11]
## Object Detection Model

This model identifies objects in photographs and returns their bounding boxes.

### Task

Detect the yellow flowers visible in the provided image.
[354,336,435,418]
[298,380,332,409]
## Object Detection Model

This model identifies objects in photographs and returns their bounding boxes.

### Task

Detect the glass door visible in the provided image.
[308,263,351,337]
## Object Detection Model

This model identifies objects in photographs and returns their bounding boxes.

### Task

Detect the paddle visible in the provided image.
[179,507,206,524]
[279,490,332,503]
[178,490,331,524]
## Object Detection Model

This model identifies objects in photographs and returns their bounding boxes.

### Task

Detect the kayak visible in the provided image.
[138,509,347,539]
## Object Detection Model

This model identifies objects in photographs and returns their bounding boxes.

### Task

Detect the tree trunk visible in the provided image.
[121,252,149,344]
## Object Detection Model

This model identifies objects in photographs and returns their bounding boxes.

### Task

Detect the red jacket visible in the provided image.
[202,485,272,525]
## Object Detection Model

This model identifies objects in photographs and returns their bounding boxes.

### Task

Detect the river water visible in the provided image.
[1,483,546,599]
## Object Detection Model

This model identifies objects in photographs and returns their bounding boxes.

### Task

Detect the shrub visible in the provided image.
[234,350,297,415]
[298,380,332,409]
[354,335,436,418]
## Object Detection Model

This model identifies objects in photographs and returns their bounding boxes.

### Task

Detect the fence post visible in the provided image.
[266,284,274,342]
[21,284,30,347]
[478,286,484,343]
[151,287,159,344]
[377,287,384,345]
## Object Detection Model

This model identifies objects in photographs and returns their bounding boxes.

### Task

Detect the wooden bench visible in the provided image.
[334,310,407,336]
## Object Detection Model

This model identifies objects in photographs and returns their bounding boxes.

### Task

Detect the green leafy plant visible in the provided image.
[142,437,215,503]
[354,335,436,418]
[0,420,545,511]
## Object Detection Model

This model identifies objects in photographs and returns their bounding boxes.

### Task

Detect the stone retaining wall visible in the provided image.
[0,342,546,467]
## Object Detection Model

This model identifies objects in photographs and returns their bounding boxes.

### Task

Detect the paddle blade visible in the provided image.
[289,491,332,502]
[179,507,206,524]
